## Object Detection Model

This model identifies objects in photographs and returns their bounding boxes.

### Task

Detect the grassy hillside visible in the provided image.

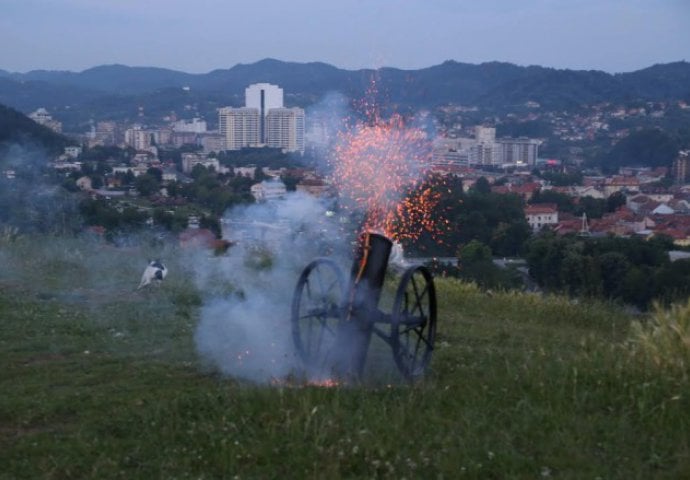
[1,235,689,478]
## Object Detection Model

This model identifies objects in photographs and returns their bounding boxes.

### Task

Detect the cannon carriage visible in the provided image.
[291,231,437,381]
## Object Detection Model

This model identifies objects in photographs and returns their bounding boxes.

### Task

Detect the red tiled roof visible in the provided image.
[525,203,558,214]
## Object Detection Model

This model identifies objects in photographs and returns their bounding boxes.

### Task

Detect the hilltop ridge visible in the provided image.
[0,59,688,113]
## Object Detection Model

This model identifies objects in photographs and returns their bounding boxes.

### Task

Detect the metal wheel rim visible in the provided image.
[391,266,437,380]
[290,258,345,368]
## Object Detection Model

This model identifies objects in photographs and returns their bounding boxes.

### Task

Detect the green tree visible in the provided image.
[135,174,160,197]
[489,221,531,257]
[458,240,492,264]
[607,192,626,212]
[602,128,679,172]
[472,176,491,195]
[595,251,629,299]
[147,167,163,183]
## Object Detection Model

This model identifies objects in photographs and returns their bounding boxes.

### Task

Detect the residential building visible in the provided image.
[673,150,690,184]
[245,83,284,143]
[475,126,496,144]
[250,179,287,201]
[173,118,207,134]
[218,83,305,152]
[432,138,473,167]
[171,131,198,148]
[525,203,559,231]
[218,107,260,150]
[497,137,541,166]
[296,177,329,197]
[29,108,62,133]
[124,125,152,151]
[469,126,500,166]
[94,121,119,146]
[199,132,225,154]
[603,176,640,196]
[266,107,305,153]
[181,153,219,174]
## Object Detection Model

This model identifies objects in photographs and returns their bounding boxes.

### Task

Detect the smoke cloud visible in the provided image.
[192,191,353,383]
[0,143,80,235]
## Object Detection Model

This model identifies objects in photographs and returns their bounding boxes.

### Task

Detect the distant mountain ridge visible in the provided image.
[1,58,689,115]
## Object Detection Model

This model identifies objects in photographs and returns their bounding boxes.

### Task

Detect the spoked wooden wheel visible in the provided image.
[391,266,437,380]
[291,258,345,368]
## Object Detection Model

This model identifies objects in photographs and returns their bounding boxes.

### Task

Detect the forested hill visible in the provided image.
[0,103,70,153]
[1,59,689,113]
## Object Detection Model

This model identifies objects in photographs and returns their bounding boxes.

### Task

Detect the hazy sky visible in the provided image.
[1,0,688,73]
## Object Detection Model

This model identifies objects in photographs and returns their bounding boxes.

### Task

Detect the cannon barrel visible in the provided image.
[291,229,437,382]
[333,231,392,379]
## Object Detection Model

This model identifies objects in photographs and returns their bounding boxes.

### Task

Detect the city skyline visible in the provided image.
[1,0,688,74]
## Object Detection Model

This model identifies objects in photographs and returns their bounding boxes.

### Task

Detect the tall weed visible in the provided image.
[630,300,690,374]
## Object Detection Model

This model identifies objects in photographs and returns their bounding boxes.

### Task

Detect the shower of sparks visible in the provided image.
[330,112,445,242]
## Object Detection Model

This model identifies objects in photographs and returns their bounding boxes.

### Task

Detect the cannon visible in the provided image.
[291,231,437,382]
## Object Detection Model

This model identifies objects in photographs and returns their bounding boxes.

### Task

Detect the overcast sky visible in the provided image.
[1,0,688,74]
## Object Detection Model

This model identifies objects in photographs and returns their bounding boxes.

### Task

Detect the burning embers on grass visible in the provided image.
[330,113,444,242]
[270,376,341,389]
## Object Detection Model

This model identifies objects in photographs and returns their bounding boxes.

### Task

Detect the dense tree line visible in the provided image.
[217,148,294,169]
[597,128,679,173]
[412,175,531,257]
[525,233,688,309]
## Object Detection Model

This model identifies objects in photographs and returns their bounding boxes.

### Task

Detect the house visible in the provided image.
[573,186,605,199]
[296,178,329,197]
[181,153,219,174]
[525,203,559,231]
[652,203,675,215]
[604,176,640,196]
[251,179,287,201]
[491,182,541,201]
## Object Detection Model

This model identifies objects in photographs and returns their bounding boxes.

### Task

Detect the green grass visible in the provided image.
[1,238,689,478]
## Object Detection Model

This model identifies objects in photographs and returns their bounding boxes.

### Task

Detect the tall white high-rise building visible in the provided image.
[245,83,284,143]
[266,108,305,153]
[218,107,260,150]
[124,125,152,151]
[218,83,304,153]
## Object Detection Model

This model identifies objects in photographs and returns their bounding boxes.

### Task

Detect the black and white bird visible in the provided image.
[138,260,168,289]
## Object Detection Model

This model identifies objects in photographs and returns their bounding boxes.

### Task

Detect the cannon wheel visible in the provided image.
[391,266,437,380]
[291,258,345,368]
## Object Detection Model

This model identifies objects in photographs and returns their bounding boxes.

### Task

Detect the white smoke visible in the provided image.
[0,143,81,235]
[192,191,352,383]
[304,91,351,170]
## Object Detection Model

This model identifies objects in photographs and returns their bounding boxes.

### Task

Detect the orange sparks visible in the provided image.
[330,112,444,241]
